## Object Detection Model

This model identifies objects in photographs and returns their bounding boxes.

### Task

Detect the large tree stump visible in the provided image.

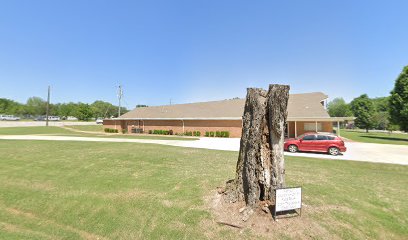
[224,84,290,216]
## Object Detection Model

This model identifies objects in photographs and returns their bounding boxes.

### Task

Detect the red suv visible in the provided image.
[284,132,346,156]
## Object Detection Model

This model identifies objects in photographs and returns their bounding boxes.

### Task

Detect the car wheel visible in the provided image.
[288,145,298,153]
[328,147,339,156]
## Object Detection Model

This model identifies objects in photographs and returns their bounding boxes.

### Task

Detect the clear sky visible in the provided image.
[1,0,407,109]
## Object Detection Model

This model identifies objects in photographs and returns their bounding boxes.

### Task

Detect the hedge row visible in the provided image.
[104,128,119,133]
[184,131,201,136]
[149,129,174,135]
[146,129,229,138]
[205,131,230,138]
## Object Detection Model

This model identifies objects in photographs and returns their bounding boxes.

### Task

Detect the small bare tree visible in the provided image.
[224,84,290,219]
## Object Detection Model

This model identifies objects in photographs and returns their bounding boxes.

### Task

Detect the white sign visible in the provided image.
[275,187,302,212]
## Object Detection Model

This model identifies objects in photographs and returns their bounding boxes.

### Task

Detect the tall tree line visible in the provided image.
[0,97,128,121]
[328,65,408,132]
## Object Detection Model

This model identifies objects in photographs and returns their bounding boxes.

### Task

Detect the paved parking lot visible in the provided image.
[0,135,407,165]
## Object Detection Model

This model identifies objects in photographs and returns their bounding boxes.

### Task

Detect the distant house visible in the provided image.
[103,92,353,138]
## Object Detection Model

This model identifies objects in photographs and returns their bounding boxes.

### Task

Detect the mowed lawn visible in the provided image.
[0,140,407,239]
[64,125,104,132]
[0,126,198,141]
[341,130,408,145]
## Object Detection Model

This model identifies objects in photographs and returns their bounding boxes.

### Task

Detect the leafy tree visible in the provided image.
[327,98,353,117]
[350,94,375,132]
[26,97,46,116]
[91,100,115,118]
[372,97,390,112]
[0,98,24,115]
[389,65,408,132]
[75,103,94,121]
[372,111,389,130]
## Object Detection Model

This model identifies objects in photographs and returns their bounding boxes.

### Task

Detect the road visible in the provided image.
[0,135,407,165]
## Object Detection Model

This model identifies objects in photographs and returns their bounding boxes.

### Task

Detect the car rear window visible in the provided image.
[327,136,335,140]
[303,135,316,140]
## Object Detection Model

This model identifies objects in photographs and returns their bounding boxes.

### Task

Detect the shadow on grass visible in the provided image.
[361,135,408,143]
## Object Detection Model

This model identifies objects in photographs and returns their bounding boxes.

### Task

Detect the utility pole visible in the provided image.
[117,85,123,117]
[45,86,50,127]
[170,98,172,105]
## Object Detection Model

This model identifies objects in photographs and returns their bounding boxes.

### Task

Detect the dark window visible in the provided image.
[317,135,328,140]
[303,135,316,141]
[327,136,335,140]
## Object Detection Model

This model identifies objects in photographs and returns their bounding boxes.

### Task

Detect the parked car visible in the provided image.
[284,132,346,156]
[0,115,20,121]
[96,118,104,124]
[34,116,60,121]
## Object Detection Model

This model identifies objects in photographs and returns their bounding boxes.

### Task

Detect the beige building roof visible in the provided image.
[119,92,331,120]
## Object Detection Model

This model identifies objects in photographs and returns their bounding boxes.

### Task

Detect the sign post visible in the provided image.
[274,187,302,220]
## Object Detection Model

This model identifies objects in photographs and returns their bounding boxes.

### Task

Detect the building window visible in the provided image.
[304,123,322,132]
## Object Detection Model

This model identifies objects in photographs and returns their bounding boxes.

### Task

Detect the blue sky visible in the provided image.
[1,0,407,109]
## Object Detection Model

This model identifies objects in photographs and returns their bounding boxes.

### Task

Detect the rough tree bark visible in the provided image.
[224,84,290,216]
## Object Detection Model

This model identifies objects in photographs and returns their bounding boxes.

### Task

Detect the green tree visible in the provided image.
[327,98,353,117]
[372,111,389,130]
[91,100,115,118]
[350,94,375,132]
[75,103,93,121]
[26,97,46,116]
[372,97,390,112]
[0,98,24,115]
[389,65,408,132]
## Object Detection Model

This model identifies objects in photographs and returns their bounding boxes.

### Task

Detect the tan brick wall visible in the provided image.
[104,119,333,138]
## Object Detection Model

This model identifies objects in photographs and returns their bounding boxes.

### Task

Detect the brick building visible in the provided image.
[103,92,353,138]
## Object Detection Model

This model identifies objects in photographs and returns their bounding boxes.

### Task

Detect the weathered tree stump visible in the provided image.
[224,84,290,219]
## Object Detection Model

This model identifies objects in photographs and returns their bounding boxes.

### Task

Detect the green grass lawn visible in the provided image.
[64,125,104,132]
[341,130,408,145]
[0,140,406,239]
[0,126,78,135]
[0,126,198,141]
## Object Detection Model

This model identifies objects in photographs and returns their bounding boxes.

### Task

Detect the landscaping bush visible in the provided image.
[209,131,215,137]
[205,131,210,137]
[223,131,230,138]
[122,129,128,134]
[148,130,152,134]
[185,131,193,136]
[215,131,221,137]
[169,130,174,135]
[104,128,119,133]
[193,131,201,137]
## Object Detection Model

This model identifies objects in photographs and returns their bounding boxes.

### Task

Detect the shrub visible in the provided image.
[224,131,230,138]
[215,131,221,137]
[205,131,210,137]
[209,131,215,137]
[169,130,174,135]
[122,129,128,134]
[193,131,201,136]
[104,128,119,133]
[148,130,153,134]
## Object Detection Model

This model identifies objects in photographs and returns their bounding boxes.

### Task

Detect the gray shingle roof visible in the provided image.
[119,92,330,120]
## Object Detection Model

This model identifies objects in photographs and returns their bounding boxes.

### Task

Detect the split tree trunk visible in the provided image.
[225,84,290,210]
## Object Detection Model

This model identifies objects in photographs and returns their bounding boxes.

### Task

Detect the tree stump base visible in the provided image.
[223,84,290,221]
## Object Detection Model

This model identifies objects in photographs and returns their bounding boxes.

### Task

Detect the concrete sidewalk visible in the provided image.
[0,135,407,165]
